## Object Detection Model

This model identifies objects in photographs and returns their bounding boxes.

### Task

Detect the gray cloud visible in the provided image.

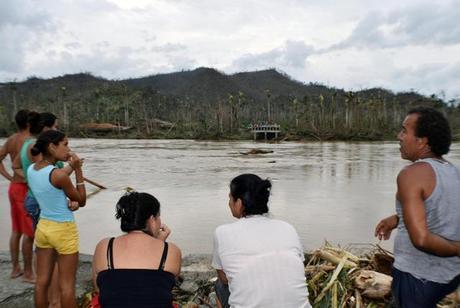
[389,61,460,99]
[0,0,55,76]
[33,46,147,79]
[151,43,187,53]
[0,0,51,29]
[1,0,459,100]
[65,42,82,49]
[330,1,460,50]
[26,40,196,79]
[231,40,314,72]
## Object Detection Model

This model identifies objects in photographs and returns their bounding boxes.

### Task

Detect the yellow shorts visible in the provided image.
[35,218,79,254]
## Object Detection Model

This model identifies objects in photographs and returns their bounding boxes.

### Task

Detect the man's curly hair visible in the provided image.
[408,107,451,156]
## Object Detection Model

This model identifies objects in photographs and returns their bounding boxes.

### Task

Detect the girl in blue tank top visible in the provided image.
[27,130,86,308]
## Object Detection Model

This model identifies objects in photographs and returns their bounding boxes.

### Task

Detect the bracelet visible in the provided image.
[76,182,85,186]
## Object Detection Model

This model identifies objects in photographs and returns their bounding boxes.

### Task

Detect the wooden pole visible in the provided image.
[83,177,107,189]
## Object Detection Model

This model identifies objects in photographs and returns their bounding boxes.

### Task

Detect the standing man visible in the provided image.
[375,107,460,307]
[0,110,35,282]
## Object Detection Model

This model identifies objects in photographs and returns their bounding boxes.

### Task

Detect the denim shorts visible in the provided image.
[24,194,40,231]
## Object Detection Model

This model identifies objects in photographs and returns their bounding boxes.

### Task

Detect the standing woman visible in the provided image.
[27,130,86,308]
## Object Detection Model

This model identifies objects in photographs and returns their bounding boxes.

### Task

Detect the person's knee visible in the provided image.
[59,280,75,295]
[59,286,75,301]
[35,279,50,292]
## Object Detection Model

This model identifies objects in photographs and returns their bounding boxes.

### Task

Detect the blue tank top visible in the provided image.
[20,138,65,199]
[393,158,460,283]
[27,164,74,222]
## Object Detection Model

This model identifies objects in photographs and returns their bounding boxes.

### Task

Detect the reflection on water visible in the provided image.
[1,139,459,255]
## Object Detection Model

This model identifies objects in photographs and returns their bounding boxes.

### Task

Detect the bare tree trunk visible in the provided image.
[12,90,17,118]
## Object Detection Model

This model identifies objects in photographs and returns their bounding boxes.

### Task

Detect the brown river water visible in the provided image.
[1,139,459,255]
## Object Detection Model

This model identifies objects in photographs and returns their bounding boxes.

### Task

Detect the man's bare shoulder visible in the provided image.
[399,161,434,177]
[397,161,435,191]
[1,133,18,151]
[4,133,18,143]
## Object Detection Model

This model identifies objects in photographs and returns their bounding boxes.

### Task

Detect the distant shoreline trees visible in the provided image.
[0,70,458,140]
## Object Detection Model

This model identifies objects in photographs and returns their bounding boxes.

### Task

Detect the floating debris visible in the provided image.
[240,149,274,155]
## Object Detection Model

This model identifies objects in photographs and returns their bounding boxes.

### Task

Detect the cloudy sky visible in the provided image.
[1,0,459,100]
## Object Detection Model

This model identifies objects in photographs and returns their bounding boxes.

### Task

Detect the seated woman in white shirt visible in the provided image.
[212,174,311,308]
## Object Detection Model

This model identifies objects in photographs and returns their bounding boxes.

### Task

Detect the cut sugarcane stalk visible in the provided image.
[324,246,360,263]
[332,282,338,308]
[314,256,348,304]
[355,289,362,308]
[354,270,392,299]
[316,249,357,268]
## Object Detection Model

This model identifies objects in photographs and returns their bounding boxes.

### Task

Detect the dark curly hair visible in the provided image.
[31,130,66,156]
[15,110,29,130]
[407,107,451,156]
[230,174,271,216]
[115,192,160,232]
[39,112,57,129]
[27,111,43,135]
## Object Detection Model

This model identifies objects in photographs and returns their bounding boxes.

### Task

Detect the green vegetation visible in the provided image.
[1,68,459,140]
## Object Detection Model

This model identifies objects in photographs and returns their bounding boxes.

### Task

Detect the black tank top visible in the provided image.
[96,237,175,308]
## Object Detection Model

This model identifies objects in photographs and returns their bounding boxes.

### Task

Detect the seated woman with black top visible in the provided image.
[92,192,181,308]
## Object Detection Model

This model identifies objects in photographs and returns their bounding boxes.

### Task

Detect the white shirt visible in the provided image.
[212,215,311,308]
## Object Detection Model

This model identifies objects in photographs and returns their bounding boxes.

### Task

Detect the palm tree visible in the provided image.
[61,86,68,130]
[265,89,271,123]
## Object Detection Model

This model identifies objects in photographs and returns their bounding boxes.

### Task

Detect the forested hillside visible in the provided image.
[1,68,459,140]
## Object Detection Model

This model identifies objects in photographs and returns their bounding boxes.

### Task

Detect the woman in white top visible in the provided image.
[212,174,311,308]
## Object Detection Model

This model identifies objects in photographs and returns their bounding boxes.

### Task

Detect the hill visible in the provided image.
[0,68,457,140]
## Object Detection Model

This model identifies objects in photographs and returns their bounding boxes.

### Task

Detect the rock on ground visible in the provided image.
[0,252,95,307]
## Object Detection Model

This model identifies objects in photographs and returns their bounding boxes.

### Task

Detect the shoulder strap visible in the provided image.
[106,237,115,270]
[158,242,169,271]
[48,167,57,185]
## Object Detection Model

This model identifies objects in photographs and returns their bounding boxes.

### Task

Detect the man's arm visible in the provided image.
[398,164,460,257]
[0,138,13,181]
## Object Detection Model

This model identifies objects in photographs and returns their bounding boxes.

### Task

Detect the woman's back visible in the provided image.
[94,233,180,308]
[212,216,310,308]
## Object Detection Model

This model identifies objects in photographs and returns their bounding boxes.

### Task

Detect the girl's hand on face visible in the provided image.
[157,224,171,241]
[68,200,80,211]
[68,152,83,170]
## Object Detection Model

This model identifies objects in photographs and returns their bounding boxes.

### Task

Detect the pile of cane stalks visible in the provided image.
[305,243,393,307]
[305,242,459,308]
